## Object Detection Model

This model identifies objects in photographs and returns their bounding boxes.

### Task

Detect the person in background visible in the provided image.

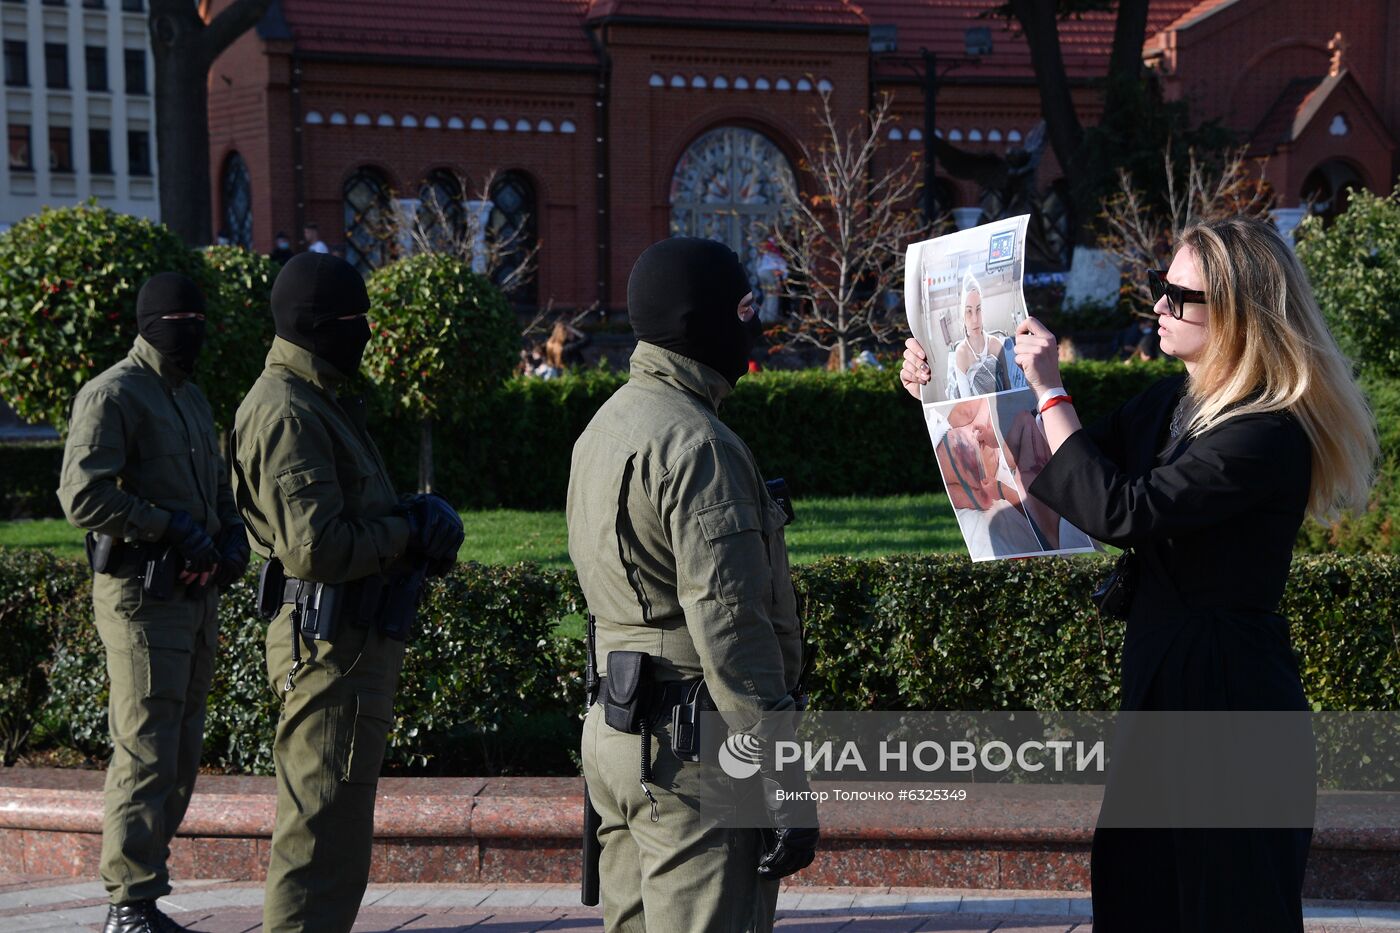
[269,231,294,266]
[302,222,329,255]
[756,238,788,324]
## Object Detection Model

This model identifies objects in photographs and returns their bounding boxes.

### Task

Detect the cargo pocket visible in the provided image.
[696,499,768,606]
[343,691,394,785]
[762,497,799,619]
[142,627,193,702]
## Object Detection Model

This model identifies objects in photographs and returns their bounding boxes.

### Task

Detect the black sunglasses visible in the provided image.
[1148,270,1206,320]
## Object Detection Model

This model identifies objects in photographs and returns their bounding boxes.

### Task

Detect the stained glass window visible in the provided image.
[669,126,794,283]
[418,168,466,253]
[220,151,253,247]
[344,167,393,274]
[489,171,537,304]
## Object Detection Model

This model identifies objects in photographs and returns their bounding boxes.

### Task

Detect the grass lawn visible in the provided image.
[0,493,962,568]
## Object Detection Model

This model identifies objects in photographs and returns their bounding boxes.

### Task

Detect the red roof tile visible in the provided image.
[857,0,1199,81]
[586,0,868,28]
[279,0,598,67]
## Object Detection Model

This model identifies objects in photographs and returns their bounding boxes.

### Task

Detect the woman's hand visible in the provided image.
[900,337,930,400]
[1013,317,1063,393]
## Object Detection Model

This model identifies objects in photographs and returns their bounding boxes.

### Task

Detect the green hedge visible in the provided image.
[5,548,1395,773]
[0,441,63,519]
[375,358,1185,509]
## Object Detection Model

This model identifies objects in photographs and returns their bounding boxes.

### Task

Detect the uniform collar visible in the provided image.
[266,336,346,395]
[129,335,189,387]
[629,341,733,411]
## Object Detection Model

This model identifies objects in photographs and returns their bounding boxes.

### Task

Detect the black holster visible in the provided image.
[142,547,180,600]
[85,532,151,578]
[602,651,652,734]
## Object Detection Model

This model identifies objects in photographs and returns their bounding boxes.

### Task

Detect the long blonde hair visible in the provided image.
[1179,216,1377,520]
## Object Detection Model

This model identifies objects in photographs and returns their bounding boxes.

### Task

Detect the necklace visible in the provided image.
[1168,395,1194,440]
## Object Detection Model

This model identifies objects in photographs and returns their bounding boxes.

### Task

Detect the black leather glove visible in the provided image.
[211,524,251,587]
[402,494,465,569]
[163,510,218,573]
[755,774,819,880]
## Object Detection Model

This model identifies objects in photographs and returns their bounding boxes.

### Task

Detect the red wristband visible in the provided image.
[1040,394,1074,414]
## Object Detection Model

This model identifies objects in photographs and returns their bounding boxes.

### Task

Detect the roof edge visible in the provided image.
[584,13,869,36]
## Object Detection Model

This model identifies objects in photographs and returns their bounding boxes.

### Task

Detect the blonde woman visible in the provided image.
[903,216,1377,931]
[945,270,1019,398]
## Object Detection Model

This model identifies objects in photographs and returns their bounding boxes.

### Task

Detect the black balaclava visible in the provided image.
[627,237,752,387]
[136,272,207,375]
[270,252,372,378]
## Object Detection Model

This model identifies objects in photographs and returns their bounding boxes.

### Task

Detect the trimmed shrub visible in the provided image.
[198,246,277,429]
[0,204,198,430]
[1296,375,1400,554]
[7,549,1396,776]
[365,254,518,491]
[0,441,64,519]
[0,548,87,763]
[1297,185,1400,380]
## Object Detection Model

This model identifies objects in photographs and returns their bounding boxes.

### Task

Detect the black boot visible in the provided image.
[102,900,191,933]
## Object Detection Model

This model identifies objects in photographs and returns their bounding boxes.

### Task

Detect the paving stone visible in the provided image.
[0,880,107,910]
[1010,897,1072,916]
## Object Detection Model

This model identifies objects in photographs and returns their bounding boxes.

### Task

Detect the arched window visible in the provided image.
[417,168,466,253]
[489,171,537,304]
[669,125,795,283]
[220,151,253,247]
[1302,159,1366,225]
[343,167,393,274]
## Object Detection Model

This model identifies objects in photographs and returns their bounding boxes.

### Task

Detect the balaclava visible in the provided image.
[136,272,206,375]
[627,237,752,387]
[270,252,372,378]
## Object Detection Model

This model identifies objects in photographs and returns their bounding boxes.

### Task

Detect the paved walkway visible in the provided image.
[3,876,1399,932]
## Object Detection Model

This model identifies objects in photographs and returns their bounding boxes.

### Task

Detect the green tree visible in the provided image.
[364,254,517,492]
[1296,184,1400,380]
[0,203,197,430]
[198,245,278,429]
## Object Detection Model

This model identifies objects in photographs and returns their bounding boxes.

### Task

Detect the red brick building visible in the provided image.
[207,0,1398,311]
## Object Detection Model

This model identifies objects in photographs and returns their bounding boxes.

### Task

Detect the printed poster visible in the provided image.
[904,215,1097,562]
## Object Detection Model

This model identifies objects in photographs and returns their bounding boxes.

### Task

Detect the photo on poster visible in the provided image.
[904,216,1032,406]
[923,390,1097,562]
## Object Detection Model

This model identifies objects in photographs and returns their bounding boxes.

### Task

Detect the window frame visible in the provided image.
[126,127,150,176]
[84,45,107,92]
[88,126,111,175]
[44,42,68,90]
[122,47,145,95]
[4,39,27,88]
[8,123,32,171]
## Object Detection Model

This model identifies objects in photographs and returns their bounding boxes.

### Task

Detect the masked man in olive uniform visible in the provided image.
[567,238,818,933]
[58,273,251,933]
[231,252,463,933]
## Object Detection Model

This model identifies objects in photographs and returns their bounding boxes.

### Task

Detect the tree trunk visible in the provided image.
[148,0,271,246]
[418,416,435,494]
[1008,0,1084,178]
[150,12,214,245]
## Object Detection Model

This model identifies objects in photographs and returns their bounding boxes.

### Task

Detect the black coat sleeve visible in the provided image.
[1028,412,1309,548]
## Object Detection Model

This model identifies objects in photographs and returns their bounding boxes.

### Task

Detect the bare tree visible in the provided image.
[368,169,540,298]
[771,90,929,371]
[150,0,271,245]
[1099,147,1274,313]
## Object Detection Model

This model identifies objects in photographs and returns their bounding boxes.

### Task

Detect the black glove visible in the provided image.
[757,826,819,880]
[211,524,251,587]
[163,510,218,574]
[755,774,819,880]
[402,494,465,569]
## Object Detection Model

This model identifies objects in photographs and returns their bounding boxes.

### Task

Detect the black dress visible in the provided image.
[1029,375,1314,933]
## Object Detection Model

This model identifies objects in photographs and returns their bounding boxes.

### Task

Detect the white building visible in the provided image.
[1,0,156,230]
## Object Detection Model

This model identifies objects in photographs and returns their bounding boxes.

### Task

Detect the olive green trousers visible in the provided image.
[261,608,404,933]
[93,574,219,905]
[582,703,779,933]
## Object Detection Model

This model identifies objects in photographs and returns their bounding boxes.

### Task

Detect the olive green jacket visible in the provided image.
[59,336,237,543]
[567,341,802,732]
[231,337,409,584]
